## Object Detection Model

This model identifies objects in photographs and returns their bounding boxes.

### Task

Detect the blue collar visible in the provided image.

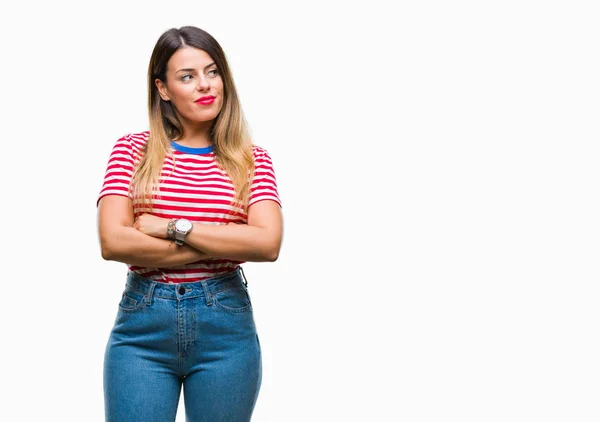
[170,140,214,154]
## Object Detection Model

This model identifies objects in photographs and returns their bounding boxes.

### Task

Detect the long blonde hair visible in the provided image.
[131,26,255,216]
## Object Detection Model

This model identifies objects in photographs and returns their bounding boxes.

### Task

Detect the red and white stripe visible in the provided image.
[97,131,282,283]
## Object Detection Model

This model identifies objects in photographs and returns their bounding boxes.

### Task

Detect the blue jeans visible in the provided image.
[103,266,262,421]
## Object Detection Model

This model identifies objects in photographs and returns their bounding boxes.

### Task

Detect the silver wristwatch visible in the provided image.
[173,218,193,246]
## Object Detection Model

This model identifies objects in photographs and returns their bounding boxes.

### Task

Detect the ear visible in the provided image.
[155,78,170,101]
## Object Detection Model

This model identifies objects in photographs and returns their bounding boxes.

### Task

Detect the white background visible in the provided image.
[1,1,599,421]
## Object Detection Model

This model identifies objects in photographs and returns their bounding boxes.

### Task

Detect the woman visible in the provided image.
[97,26,283,421]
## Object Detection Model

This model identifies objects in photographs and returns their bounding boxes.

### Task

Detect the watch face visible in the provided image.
[175,219,193,232]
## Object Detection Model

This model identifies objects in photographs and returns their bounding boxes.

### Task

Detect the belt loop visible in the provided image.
[201,280,213,306]
[126,271,132,288]
[239,265,248,287]
[145,281,157,306]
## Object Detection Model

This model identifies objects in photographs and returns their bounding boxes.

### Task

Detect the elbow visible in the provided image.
[98,226,131,262]
[100,243,114,261]
[100,237,119,261]
[266,236,282,262]
[266,245,280,262]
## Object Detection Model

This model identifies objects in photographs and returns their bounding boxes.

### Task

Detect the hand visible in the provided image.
[133,213,170,239]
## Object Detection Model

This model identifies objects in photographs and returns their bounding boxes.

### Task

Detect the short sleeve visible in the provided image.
[96,135,136,207]
[248,148,282,209]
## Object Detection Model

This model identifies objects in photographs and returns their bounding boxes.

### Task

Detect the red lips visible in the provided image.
[195,96,215,102]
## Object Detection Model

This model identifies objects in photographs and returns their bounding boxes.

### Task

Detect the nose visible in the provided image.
[196,75,211,91]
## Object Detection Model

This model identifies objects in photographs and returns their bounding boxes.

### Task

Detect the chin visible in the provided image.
[198,111,220,121]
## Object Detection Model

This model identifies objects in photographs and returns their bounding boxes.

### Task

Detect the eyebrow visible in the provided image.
[175,62,216,73]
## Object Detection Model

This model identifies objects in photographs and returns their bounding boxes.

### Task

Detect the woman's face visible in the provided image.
[155,46,224,128]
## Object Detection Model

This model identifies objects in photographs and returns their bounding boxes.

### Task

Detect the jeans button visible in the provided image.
[178,286,185,295]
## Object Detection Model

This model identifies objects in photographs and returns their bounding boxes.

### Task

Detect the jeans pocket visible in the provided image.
[118,288,146,313]
[212,285,253,314]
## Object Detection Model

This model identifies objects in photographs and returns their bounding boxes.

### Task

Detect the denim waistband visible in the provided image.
[125,266,248,301]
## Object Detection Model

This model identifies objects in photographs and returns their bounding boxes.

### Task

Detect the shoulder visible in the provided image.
[250,145,278,178]
[122,130,150,149]
[251,144,274,161]
[113,131,149,159]
[251,145,276,170]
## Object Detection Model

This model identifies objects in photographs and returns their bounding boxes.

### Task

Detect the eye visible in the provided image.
[181,74,193,82]
[208,69,219,77]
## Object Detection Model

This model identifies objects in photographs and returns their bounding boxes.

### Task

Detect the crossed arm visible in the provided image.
[97,195,283,268]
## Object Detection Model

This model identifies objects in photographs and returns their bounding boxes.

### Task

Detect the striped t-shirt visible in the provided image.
[97,131,282,283]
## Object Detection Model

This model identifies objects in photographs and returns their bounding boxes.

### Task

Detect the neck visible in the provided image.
[177,136,213,148]
[177,117,214,148]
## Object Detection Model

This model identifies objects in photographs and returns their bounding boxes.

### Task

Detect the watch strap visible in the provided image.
[174,230,186,245]
[167,219,176,239]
